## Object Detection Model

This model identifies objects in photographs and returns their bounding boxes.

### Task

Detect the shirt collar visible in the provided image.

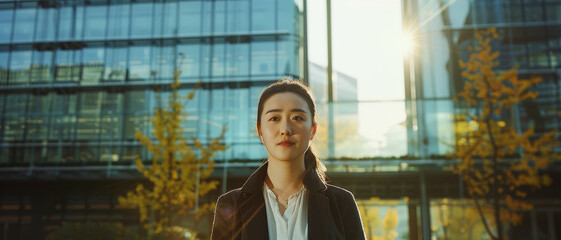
[241,161,327,194]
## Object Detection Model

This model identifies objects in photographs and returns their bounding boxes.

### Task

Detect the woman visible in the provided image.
[211,79,366,240]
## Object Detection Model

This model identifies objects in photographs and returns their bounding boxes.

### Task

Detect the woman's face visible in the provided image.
[258,92,316,164]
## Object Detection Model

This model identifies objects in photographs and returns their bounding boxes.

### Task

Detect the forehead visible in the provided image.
[262,92,310,112]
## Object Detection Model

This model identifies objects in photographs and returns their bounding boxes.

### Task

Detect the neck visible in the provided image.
[266,158,306,194]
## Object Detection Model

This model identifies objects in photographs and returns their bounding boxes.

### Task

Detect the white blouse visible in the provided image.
[263,183,308,240]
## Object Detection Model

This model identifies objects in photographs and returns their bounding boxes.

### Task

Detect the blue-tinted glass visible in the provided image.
[12,8,36,42]
[154,2,178,37]
[277,37,297,75]
[27,94,51,140]
[57,5,84,40]
[214,1,226,33]
[104,45,127,81]
[131,3,153,37]
[177,43,200,79]
[252,0,275,32]
[49,93,77,141]
[201,42,211,78]
[196,89,210,139]
[129,45,151,81]
[124,90,149,140]
[226,87,250,141]
[107,4,130,38]
[0,51,9,85]
[525,4,544,22]
[212,42,226,77]
[178,1,202,35]
[546,3,561,21]
[84,5,107,39]
[278,0,297,33]
[55,49,80,82]
[251,40,276,75]
[77,92,101,140]
[226,41,249,76]
[228,0,250,33]
[152,45,175,80]
[210,88,225,138]
[202,1,212,34]
[82,45,105,83]
[0,9,13,43]
[100,92,123,140]
[35,8,56,41]
[9,48,32,84]
[3,94,28,141]
[30,50,54,83]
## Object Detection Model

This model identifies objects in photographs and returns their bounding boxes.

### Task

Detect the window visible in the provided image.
[12,8,36,42]
[131,3,153,37]
[212,41,226,77]
[152,44,175,80]
[84,5,107,39]
[155,1,178,37]
[9,47,32,85]
[226,41,249,76]
[214,0,226,33]
[227,0,250,33]
[251,38,276,75]
[104,44,127,81]
[252,0,275,32]
[107,4,130,38]
[81,45,105,83]
[178,1,202,36]
[30,50,54,83]
[0,50,10,85]
[177,42,201,79]
[128,44,151,81]
[0,7,13,43]
[35,8,56,41]
[55,49,81,82]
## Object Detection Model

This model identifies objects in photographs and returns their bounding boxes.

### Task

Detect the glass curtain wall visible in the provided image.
[0,0,306,165]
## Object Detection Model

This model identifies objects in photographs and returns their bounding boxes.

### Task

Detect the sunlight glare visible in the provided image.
[400,31,414,56]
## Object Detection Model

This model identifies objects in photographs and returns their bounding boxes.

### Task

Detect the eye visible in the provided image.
[269,116,279,121]
[292,116,305,121]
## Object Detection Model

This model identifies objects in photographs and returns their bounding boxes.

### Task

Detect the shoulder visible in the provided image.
[216,188,243,204]
[324,184,355,199]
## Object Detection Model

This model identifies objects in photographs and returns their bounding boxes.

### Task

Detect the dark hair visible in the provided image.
[256,78,327,183]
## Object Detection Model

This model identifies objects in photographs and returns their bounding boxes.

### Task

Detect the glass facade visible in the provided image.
[0,0,305,165]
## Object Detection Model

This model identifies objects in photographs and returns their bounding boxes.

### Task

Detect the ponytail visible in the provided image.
[304,146,327,183]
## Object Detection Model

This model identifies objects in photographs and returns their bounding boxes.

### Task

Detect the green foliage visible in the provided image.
[46,222,138,240]
[118,58,228,235]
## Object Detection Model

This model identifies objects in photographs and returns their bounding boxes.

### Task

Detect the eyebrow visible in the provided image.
[265,108,307,115]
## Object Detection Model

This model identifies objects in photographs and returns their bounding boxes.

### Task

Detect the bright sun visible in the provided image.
[400,31,415,56]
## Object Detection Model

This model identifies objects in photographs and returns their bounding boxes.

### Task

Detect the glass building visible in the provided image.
[0,0,306,239]
[401,0,561,239]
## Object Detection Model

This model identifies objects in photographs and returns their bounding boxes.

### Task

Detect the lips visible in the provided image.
[277,140,295,146]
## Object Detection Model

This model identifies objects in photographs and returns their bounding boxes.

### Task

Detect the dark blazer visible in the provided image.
[211,162,366,240]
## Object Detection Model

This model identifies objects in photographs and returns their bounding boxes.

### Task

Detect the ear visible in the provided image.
[256,123,263,142]
[310,122,317,140]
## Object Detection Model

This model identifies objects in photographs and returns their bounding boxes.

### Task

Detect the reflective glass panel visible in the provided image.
[30,50,54,83]
[3,94,28,141]
[107,4,130,38]
[252,0,275,32]
[84,5,107,39]
[131,3,153,37]
[35,8,56,41]
[177,42,201,79]
[12,8,36,42]
[26,93,51,140]
[9,48,32,85]
[278,0,297,33]
[277,36,297,76]
[214,0,226,33]
[100,92,123,140]
[0,8,13,43]
[77,92,101,140]
[152,45,175,80]
[251,38,276,75]
[226,41,249,77]
[104,44,127,81]
[0,51,10,85]
[55,49,81,82]
[227,0,249,33]
[155,2,178,37]
[356,200,410,240]
[81,45,105,83]
[212,41,226,77]
[178,1,202,35]
[129,45,151,81]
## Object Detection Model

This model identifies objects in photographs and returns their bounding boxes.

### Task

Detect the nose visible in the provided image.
[280,122,293,136]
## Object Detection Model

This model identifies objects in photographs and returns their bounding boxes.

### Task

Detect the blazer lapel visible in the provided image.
[239,191,268,239]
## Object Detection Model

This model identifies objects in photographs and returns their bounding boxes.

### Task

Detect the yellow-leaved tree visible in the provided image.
[118,55,227,236]
[453,28,560,240]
